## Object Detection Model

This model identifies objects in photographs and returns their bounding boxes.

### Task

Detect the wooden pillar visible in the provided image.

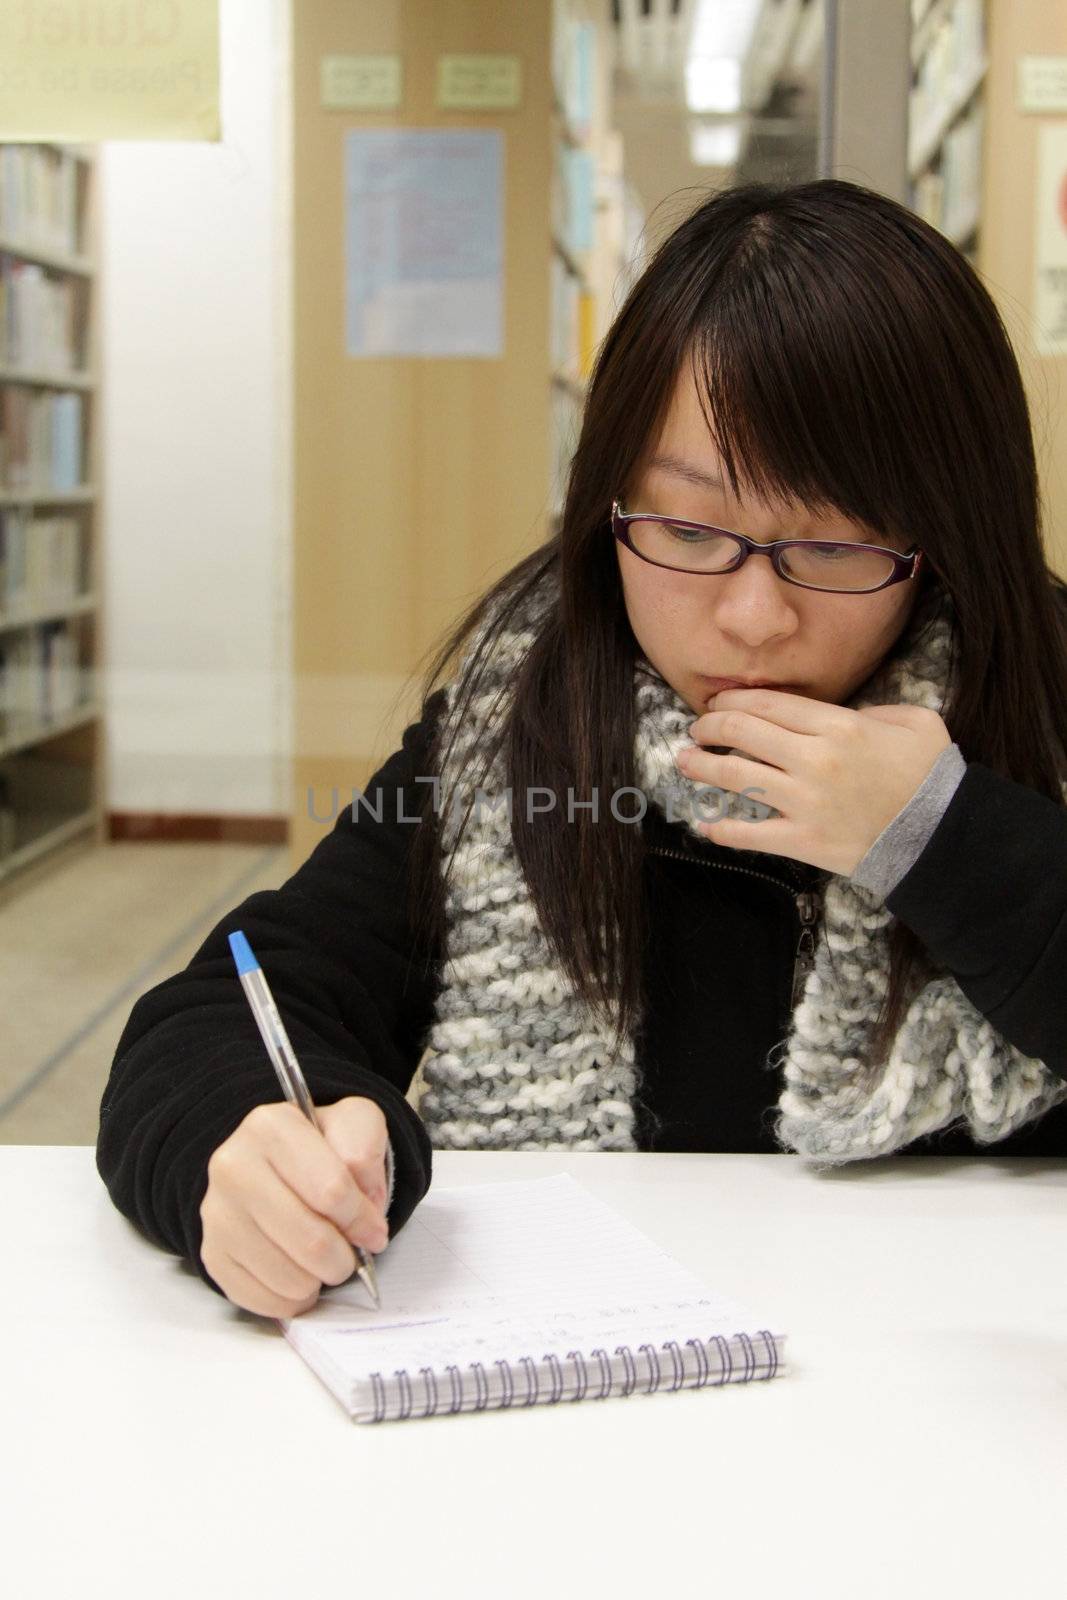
[290,1,554,868]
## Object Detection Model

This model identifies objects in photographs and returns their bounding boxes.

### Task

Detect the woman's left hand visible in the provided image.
[676,687,953,876]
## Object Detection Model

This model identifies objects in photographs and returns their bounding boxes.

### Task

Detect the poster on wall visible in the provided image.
[0,0,219,141]
[1034,121,1067,357]
[344,129,504,359]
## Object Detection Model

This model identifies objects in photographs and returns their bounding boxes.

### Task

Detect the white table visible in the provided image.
[3,1148,1065,1600]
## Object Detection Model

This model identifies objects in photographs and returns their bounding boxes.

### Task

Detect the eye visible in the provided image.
[666,522,717,544]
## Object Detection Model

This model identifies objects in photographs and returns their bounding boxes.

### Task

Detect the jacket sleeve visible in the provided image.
[883,759,1067,1080]
[96,686,448,1295]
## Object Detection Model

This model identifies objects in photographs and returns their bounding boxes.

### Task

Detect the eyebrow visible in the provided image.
[648,453,725,491]
[642,453,883,545]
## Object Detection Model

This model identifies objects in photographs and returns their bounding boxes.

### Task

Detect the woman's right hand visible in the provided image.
[199,1096,392,1318]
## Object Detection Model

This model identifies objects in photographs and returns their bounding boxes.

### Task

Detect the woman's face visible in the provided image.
[616,365,924,717]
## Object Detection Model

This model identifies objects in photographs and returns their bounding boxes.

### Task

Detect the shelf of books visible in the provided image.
[0,143,102,892]
[908,0,987,264]
[549,0,646,529]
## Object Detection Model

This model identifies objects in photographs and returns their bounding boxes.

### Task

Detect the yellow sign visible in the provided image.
[1018,57,1067,115]
[321,55,402,111]
[0,0,220,141]
[436,54,522,111]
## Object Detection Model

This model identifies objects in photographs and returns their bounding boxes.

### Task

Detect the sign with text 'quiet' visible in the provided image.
[0,0,220,141]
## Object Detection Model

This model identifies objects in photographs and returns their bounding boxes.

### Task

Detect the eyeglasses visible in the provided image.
[612,500,924,595]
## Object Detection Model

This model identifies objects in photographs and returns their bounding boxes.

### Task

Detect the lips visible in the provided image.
[703,676,790,692]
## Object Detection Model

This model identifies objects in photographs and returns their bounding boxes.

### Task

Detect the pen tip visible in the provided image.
[356,1258,381,1310]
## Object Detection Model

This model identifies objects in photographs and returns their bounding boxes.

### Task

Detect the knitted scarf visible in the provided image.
[417,562,1067,1162]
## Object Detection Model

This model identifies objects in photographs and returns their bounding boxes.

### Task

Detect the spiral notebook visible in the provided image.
[280,1173,786,1424]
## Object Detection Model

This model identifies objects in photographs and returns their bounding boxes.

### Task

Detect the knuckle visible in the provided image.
[302,1225,338,1265]
[206,1142,235,1184]
[315,1173,353,1216]
[286,1262,323,1297]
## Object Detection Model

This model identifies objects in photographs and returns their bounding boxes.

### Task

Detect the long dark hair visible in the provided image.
[405,178,1067,1074]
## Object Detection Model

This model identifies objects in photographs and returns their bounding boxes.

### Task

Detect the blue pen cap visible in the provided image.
[228,929,259,976]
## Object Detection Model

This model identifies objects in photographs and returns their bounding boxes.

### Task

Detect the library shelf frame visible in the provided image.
[0,143,103,892]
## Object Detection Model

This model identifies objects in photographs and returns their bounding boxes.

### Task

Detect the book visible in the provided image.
[280,1172,786,1425]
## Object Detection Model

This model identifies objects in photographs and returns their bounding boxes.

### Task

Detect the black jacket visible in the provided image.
[97,685,1067,1295]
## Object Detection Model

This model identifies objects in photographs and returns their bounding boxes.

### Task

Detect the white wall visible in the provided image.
[101,0,292,816]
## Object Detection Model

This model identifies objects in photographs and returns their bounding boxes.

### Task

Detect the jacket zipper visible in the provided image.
[646,844,822,1011]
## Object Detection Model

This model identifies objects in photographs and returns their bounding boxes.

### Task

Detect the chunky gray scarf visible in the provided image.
[417,563,1067,1161]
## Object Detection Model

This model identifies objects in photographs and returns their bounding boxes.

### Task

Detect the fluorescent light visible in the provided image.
[685,56,742,113]
[689,121,742,167]
[689,0,762,60]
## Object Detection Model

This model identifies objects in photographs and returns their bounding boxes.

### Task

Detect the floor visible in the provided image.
[1,838,291,1144]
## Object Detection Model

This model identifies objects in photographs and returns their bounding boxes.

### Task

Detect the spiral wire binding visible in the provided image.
[365,1329,780,1422]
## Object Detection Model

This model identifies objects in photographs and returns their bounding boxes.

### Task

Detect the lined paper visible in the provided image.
[282,1174,780,1389]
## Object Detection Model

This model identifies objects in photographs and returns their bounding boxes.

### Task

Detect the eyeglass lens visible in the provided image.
[626,518,897,593]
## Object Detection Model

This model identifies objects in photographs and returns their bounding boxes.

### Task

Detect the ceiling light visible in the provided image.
[688,0,763,60]
[685,56,742,113]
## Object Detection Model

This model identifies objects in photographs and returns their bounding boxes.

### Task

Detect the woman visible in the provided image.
[98,179,1067,1320]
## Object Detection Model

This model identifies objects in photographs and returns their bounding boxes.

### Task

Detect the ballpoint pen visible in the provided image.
[227,929,383,1309]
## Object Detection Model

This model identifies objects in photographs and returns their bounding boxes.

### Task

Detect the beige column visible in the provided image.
[290,2,555,868]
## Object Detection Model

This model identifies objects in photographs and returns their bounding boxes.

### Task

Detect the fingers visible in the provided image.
[317,1096,391,1213]
[252,1102,388,1248]
[213,1246,321,1321]
[199,1097,392,1321]
[237,1160,363,1288]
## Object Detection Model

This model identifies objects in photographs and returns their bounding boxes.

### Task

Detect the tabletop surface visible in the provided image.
[3,1146,1065,1600]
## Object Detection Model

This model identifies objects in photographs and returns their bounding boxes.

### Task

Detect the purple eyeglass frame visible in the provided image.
[611,499,924,594]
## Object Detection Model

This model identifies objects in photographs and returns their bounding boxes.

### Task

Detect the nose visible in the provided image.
[710,540,800,646]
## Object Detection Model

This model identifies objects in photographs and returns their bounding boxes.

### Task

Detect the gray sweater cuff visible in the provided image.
[849,743,968,898]
[384,1136,396,1212]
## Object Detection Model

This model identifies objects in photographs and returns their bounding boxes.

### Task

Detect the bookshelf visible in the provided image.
[908,0,987,262]
[549,0,645,525]
[0,144,102,891]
